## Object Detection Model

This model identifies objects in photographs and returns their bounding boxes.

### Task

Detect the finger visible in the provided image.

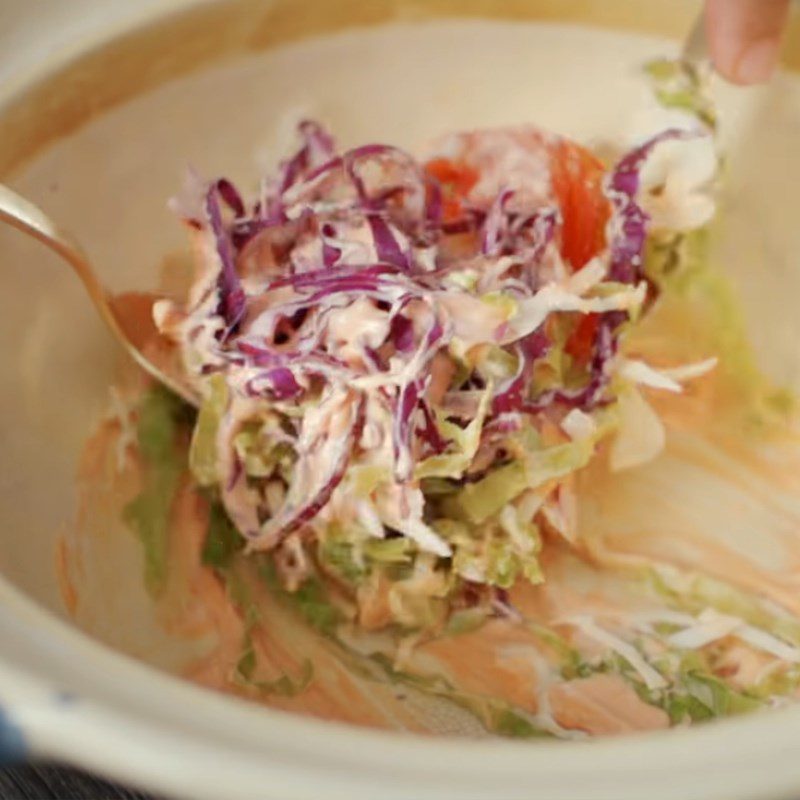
[705,0,791,84]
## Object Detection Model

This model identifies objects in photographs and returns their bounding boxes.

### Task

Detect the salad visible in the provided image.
[155,115,718,628]
[61,59,800,738]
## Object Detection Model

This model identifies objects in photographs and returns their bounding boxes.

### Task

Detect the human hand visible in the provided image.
[705,0,791,84]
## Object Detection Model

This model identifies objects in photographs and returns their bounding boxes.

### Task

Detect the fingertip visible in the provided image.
[705,0,789,84]
[732,37,781,85]
[703,0,738,82]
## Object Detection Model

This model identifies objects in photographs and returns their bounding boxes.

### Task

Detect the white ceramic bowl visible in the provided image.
[4,1,800,798]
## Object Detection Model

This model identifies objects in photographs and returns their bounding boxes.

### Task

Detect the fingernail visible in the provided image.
[733,38,780,84]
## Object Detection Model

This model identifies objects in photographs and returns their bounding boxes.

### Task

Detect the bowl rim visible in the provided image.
[5,572,800,800]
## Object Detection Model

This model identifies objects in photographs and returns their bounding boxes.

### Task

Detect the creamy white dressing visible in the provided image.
[637,135,718,232]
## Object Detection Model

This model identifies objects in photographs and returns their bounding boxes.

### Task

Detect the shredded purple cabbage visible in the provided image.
[255,394,366,548]
[366,213,411,270]
[205,187,246,328]
[491,331,549,415]
[215,178,246,218]
[168,120,684,548]
[605,129,692,283]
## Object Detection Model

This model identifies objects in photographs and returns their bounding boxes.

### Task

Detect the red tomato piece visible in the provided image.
[549,140,611,271]
[565,312,600,364]
[425,158,480,223]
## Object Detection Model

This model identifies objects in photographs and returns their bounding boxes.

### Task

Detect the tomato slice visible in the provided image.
[549,140,611,271]
[565,312,600,365]
[424,158,480,223]
[426,138,610,269]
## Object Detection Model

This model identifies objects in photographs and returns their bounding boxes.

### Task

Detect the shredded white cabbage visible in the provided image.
[609,387,667,471]
[506,282,647,342]
[637,135,718,232]
[618,356,718,393]
[561,615,667,690]
[561,409,597,441]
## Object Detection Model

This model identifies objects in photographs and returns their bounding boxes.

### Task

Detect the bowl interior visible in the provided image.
[3,0,800,768]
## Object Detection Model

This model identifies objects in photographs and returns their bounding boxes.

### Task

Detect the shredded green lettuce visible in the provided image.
[363,537,413,565]
[345,464,391,498]
[258,559,342,637]
[751,664,800,700]
[362,652,553,739]
[444,461,528,525]
[202,500,244,570]
[532,340,568,395]
[644,58,716,130]
[647,651,762,722]
[250,660,314,696]
[234,631,314,696]
[481,291,518,320]
[445,438,592,525]
[565,634,763,723]
[123,386,191,596]
[319,535,367,585]
[475,346,518,384]
[436,508,543,590]
[662,670,761,723]
[415,386,492,480]
[316,523,416,587]
[224,566,315,696]
[234,423,296,481]
[489,707,550,739]
[189,374,227,487]
[647,566,800,647]
[445,607,490,636]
